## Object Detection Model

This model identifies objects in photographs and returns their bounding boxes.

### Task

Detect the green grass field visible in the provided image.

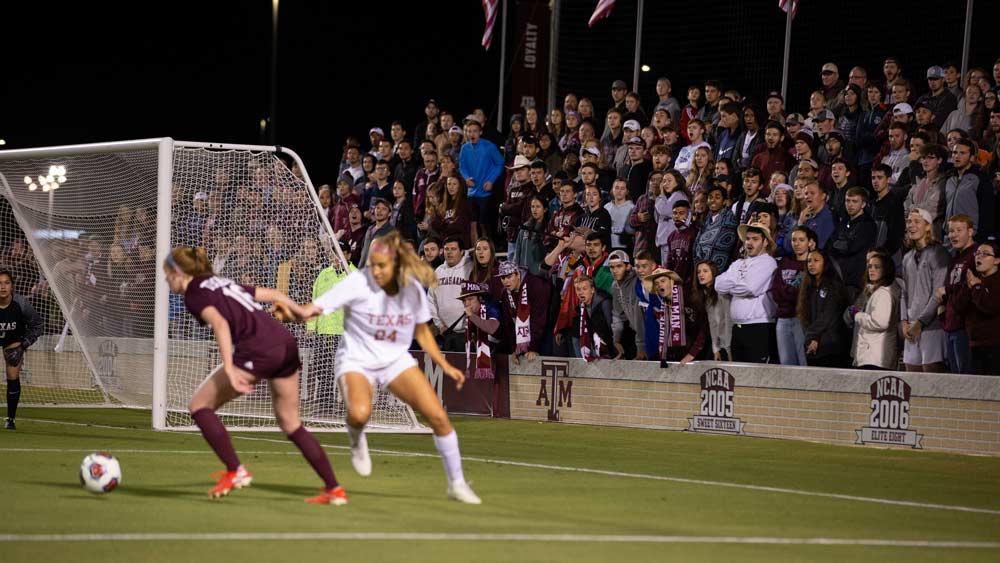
[2,407,999,563]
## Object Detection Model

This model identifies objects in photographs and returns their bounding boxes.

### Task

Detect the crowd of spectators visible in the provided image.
[4,56,1000,376]
[329,57,1000,375]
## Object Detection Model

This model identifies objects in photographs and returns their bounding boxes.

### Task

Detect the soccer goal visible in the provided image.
[0,138,427,433]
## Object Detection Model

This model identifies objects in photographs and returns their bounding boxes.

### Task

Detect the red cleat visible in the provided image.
[306,486,348,506]
[208,465,252,499]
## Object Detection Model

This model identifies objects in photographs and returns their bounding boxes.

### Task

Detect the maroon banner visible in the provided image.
[412,351,509,418]
[508,0,550,115]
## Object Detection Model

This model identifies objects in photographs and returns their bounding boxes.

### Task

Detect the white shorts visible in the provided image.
[902,328,946,365]
[335,352,417,388]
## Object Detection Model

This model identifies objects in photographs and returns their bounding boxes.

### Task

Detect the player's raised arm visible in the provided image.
[303,268,362,321]
[253,287,307,323]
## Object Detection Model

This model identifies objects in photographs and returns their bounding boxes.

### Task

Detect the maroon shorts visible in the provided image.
[233,337,301,379]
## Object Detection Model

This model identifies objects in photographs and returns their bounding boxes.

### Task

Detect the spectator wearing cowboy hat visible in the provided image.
[644,267,707,365]
[715,221,779,364]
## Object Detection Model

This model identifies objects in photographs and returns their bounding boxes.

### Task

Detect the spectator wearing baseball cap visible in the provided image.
[784,112,805,140]
[612,119,644,171]
[497,261,550,362]
[607,250,646,360]
[915,65,959,130]
[900,207,950,372]
[610,79,629,114]
[821,62,845,103]
[413,98,441,147]
[766,91,786,123]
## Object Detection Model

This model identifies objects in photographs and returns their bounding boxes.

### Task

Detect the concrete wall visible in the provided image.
[509,358,1000,456]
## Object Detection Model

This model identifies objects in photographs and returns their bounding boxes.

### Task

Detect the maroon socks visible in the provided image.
[289,425,339,490]
[191,408,241,471]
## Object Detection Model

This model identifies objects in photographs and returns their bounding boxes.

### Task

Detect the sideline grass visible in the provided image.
[1,408,998,563]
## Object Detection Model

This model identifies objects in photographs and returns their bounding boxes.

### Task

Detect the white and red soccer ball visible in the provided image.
[80,452,122,494]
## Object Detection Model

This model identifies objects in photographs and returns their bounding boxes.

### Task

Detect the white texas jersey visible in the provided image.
[313,269,431,368]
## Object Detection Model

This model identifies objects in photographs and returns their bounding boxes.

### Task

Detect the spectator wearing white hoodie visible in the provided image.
[428,235,473,352]
[715,222,778,363]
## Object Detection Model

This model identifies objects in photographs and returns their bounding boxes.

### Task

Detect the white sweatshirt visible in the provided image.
[714,253,778,325]
[428,254,472,332]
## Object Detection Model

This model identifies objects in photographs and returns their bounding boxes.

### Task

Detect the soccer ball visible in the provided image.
[80,452,122,493]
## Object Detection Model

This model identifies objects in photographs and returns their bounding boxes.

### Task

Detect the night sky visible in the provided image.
[3,1,998,184]
[3,1,498,183]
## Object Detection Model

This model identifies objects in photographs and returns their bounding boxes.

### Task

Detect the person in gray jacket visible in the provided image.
[901,208,950,372]
[608,251,646,360]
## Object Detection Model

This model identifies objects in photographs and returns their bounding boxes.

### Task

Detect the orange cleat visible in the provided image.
[305,486,348,506]
[208,465,252,499]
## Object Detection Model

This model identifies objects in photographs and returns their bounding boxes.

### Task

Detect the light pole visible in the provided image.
[24,164,67,235]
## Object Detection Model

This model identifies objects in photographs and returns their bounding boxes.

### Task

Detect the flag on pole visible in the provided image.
[482,0,500,50]
[778,0,799,19]
[588,0,616,28]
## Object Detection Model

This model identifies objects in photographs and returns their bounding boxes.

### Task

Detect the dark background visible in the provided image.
[2,0,997,184]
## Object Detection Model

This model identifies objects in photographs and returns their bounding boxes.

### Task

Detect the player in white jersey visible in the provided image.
[300,230,482,504]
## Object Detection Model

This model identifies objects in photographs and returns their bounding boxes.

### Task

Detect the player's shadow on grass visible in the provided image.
[6,428,151,442]
[27,480,204,500]
[251,482,422,501]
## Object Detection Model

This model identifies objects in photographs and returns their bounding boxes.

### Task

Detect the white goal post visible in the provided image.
[0,138,428,433]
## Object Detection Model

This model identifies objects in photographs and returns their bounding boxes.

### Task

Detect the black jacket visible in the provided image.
[583,289,615,357]
[828,213,878,290]
[803,279,849,359]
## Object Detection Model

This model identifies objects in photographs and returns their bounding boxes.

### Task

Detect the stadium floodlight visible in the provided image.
[0,138,428,433]
[641,64,651,72]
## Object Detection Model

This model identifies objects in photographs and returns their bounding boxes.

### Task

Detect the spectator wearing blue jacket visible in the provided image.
[784,180,835,254]
[459,115,504,243]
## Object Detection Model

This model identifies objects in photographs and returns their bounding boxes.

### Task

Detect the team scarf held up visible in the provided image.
[579,300,603,362]
[659,277,687,360]
[508,281,532,355]
[465,301,494,379]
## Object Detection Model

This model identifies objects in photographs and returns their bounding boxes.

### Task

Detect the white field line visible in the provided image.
[13,417,1000,517]
[0,532,997,547]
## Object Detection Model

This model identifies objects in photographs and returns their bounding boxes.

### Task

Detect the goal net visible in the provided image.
[0,139,426,432]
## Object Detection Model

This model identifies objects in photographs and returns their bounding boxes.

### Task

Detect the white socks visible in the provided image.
[347,423,366,449]
[433,430,465,485]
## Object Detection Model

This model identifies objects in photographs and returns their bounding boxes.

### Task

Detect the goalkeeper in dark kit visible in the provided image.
[0,268,43,430]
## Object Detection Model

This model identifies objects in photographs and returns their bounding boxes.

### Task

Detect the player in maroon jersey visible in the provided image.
[164,246,345,505]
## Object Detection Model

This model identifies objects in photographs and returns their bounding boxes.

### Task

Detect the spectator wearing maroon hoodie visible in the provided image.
[752,121,792,183]
[951,240,1000,375]
[770,226,817,365]
[629,171,664,256]
[330,176,360,241]
[544,180,584,253]
[935,215,978,374]
[664,200,698,285]
[412,149,440,219]
[498,261,549,363]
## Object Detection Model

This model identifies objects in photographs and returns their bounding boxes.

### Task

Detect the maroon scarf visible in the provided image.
[508,282,532,355]
[659,279,687,359]
[465,302,494,379]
